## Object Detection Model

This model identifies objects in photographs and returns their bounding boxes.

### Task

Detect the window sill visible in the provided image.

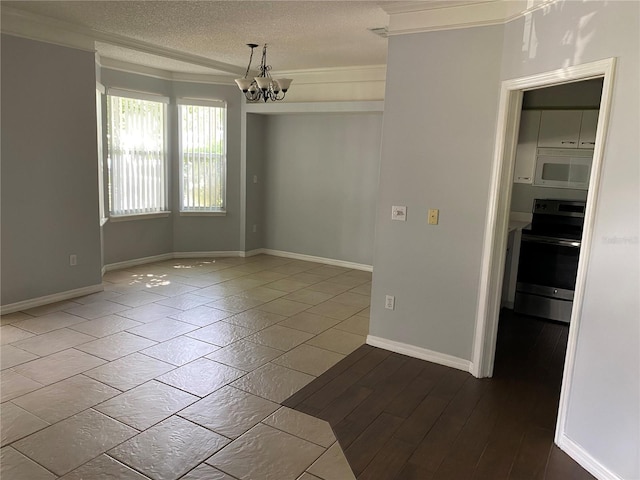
[109,211,171,222]
[179,211,227,217]
[100,217,109,227]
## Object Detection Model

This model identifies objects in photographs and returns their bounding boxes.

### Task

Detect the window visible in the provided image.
[107,92,168,217]
[178,100,226,213]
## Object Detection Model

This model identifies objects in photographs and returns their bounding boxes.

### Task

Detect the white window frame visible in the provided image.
[106,88,170,220]
[177,98,227,215]
[96,82,107,226]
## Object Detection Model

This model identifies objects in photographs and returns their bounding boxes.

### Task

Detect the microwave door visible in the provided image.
[541,161,590,183]
[534,151,592,189]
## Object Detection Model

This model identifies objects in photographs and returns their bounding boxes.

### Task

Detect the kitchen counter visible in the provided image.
[508,220,531,232]
[509,212,532,233]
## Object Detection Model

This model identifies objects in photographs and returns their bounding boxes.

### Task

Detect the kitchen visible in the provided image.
[502,78,603,329]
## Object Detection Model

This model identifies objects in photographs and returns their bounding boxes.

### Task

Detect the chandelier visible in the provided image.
[235,44,293,102]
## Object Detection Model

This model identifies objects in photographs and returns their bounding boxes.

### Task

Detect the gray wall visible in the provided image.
[1,35,102,304]
[99,69,243,264]
[100,70,174,264]
[102,218,173,264]
[245,114,267,252]
[262,113,382,265]
[371,2,638,478]
[171,81,242,253]
[370,25,504,360]
[502,2,639,478]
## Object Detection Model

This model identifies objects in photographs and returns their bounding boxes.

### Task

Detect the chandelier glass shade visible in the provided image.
[235,44,292,102]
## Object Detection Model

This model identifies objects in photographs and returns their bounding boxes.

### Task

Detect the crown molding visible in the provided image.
[1,5,95,51]
[98,56,386,89]
[1,6,244,75]
[99,57,237,86]
[277,65,387,85]
[381,1,493,15]
[385,0,558,35]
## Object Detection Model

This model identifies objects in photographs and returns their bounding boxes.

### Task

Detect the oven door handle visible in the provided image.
[521,234,581,248]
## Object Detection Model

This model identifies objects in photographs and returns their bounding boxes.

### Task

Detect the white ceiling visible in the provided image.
[3,1,394,76]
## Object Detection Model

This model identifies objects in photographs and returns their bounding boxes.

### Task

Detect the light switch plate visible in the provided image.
[385,295,395,310]
[392,206,407,221]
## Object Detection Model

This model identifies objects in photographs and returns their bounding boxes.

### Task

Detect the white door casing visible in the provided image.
[470,57,616,453]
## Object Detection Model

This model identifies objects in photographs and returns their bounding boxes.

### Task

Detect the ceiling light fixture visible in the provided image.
[235,44,293,102]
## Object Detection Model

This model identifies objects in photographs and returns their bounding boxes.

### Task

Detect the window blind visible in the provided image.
[178,102,227,212]
[107,95,167,216]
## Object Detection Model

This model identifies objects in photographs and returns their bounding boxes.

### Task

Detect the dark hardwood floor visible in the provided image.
[284,309,595,480]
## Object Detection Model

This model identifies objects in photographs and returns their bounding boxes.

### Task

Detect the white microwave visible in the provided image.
[534,148,593,190]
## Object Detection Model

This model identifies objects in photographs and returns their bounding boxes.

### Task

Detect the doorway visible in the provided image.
[471,58,616,445]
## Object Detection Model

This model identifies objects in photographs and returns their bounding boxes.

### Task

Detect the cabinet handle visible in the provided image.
[561,141,577,144]
[581,142,596,145]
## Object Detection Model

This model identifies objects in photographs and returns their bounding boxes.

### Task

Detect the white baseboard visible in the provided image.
[241,249,265,258]
[261,249,373,272]
[103,251,246,273]
[0,284,104,315]
[103,253,174,272]
[3,249,368,316]
[173,251,244,259]
[103,249,371,272]
[557,433,624,480]
[366,335,473,373]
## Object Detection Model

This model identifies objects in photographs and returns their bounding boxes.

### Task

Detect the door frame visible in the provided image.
[470,58,616,440]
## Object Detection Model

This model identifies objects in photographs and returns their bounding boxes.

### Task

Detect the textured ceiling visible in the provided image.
[4,1,391,75]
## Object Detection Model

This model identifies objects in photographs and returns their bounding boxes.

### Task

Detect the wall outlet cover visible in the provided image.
[428,208,439,225]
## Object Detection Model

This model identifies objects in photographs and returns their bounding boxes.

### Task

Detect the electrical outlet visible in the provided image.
[252,224,257,233]
[253,175,258,184]
[385,295,395,310]
[69,254,77,266]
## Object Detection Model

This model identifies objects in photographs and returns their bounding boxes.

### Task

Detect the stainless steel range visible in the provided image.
[514,199,586,323]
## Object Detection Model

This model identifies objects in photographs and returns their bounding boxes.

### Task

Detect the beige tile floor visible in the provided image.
[0,255,370,480]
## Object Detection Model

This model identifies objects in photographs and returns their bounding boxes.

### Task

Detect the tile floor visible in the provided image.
[0,255,370,479]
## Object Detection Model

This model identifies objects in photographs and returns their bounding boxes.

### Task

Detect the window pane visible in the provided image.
[179,104,226,211]
[107,95,166,216]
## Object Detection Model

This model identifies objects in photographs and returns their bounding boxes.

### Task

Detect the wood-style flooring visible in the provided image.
[284,309,595,480]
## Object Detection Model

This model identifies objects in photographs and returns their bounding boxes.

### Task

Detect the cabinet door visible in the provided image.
[578,110,599,149]
[537,110,582,148]
[513,110,541,184]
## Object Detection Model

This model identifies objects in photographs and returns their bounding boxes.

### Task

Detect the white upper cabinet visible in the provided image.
[513,108,598,185]
[537,110,583,148]
[537,110,599,149]
[513,110,541,184]
[578,110,599,149]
